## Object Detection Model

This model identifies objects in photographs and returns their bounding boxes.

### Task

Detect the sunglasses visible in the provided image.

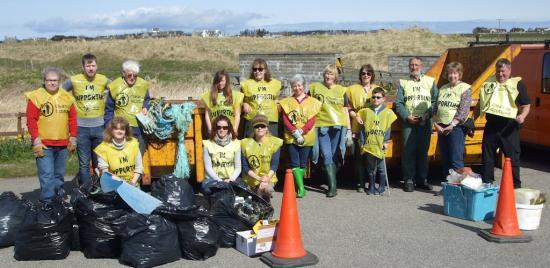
[252,67,264,72]
[254,124,267,129]
[371,96,383,99]
[361,72,373,76]
[216,126,229,130]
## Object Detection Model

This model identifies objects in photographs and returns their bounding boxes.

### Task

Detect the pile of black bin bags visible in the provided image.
[0,173,274,267]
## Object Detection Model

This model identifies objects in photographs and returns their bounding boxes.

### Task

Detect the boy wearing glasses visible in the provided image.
[357,87,396,195]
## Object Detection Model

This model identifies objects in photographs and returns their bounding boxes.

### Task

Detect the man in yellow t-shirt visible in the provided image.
[395,57,438,192]
[62,54,110,185]
[479,58,530,188]
[104,60,150,155]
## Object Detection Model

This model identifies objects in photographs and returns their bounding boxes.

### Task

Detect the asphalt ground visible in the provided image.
[1,146,549,267]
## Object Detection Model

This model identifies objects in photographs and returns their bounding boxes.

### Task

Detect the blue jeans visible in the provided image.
[365,153,387,193]
[36,146,68,202]
[438,125,466,176]
[287,144,312,168]
[77,126,104,184]
[317,126,342,165]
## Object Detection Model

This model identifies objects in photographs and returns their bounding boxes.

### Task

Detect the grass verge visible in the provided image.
[0,139,78,178]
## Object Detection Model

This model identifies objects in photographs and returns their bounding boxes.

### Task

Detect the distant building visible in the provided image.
[489,28,507,33]
[199,30,223,38]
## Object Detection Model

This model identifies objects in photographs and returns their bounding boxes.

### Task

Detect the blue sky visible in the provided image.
[2,0,549,38]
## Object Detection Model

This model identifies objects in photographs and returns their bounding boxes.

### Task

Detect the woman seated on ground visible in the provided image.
[94,117,143,187]
[279,74,321,198]
[241,115,283,202]
[201,115,242,195]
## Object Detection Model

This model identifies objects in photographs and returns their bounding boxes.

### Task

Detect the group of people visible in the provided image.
[26,54,150,203]
[26,53,530,205]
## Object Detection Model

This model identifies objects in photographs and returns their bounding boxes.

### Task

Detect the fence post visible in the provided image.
[17,112,24,141]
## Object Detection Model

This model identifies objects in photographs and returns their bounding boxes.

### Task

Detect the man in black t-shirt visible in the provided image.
[479,58,531,188]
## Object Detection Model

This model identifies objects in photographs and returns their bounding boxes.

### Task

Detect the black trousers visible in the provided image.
[482,117,522,187]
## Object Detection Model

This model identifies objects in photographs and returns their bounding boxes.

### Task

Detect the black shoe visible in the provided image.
[514,184,522,189]
[403,182,414,192]
[415,183,433,191]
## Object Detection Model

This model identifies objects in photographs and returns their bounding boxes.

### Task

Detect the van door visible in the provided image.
[538,53,550,147]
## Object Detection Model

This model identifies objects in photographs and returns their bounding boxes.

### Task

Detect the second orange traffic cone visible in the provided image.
[478,158,532,243]
[260,169,318,267]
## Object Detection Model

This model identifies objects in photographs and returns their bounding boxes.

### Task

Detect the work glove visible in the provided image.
[32,138,47,158]
[67,137,77,152]
[296,135,305,145]
[291,129,303,139]
[136,113,155,135]
[345,130,353,147]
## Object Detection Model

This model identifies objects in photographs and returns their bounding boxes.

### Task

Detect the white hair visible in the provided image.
[122,60,140,74]
[290,74,305,86]
[42,66,64,80]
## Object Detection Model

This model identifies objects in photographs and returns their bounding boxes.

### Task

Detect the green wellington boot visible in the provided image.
[325,164,338,197]
[293,167,307,198]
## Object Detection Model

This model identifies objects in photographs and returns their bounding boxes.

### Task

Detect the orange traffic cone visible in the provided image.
[260,169,319,267]
[479,158,532,243]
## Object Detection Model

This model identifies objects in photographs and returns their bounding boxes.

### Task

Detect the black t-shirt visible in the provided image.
[486,79,530,125]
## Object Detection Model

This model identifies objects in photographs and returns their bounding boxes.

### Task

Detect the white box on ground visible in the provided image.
[236,220,278,256]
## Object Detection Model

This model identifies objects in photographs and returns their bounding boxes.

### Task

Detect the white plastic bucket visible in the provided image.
[516,203,544,230]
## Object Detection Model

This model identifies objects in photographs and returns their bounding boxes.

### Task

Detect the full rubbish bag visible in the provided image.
[210,182,273,247]
[72,187,130,258]
[0,192,27,247]
[116,213,181,268]
[152,202,221,261]
[151,174,194,208]
[14,199,73,260]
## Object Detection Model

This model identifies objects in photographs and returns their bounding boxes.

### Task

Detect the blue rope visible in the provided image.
[170,103,196,179]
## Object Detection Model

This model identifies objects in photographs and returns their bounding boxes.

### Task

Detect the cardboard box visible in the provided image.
[236,220,278,256]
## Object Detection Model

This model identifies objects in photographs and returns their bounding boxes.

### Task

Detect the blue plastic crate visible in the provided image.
[442,183,499,221]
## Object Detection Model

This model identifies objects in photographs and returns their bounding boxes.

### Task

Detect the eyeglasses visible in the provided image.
[361,72,373,76]
[254,124,267,129]
[216,125,229,130]
[252,67,264,72]
[371,96,383,99]
[45,79,59,82]
[124,73,137,78]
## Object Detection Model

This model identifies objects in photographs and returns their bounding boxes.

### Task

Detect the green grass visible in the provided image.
[0,139,78,178]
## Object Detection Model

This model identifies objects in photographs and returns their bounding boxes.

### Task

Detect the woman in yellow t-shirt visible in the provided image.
[200,115,242,195]
[241,115,283,203]
[94,117,143,187]
[347,64,379,192]
[201,70,244,133]
[241,58,282,137]
[309,64,352,198]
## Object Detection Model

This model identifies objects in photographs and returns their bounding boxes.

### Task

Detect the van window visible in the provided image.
[543,53,550,94]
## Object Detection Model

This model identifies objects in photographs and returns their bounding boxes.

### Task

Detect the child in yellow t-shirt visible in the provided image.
[357,88,397,195]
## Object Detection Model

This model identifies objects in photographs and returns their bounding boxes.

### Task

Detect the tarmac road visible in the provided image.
[1,147,549,267]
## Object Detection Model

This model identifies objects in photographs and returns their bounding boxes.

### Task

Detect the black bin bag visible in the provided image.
[72,188,129,258]
[151,174,194,207]
[209,182,273,247]
[14,199,73,260]
[117,213,181,268]
[0,192,27,247]
[162,205,220,260]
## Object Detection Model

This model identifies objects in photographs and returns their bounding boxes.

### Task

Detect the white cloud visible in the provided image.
[24,6,266,34]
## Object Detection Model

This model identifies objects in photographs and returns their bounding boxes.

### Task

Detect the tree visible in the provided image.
[472,27,490,34]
